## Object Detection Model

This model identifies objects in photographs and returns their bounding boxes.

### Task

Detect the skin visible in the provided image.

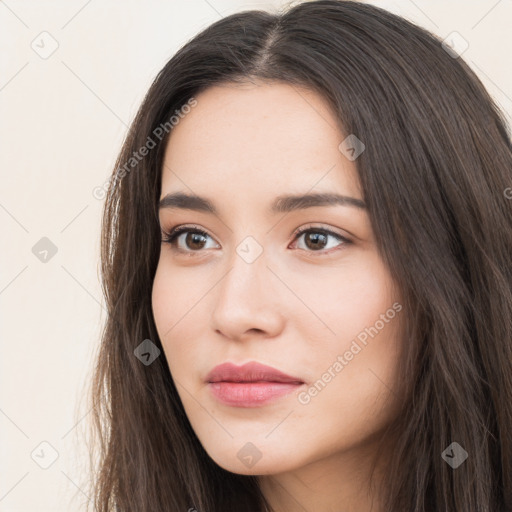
[151,81,404,512]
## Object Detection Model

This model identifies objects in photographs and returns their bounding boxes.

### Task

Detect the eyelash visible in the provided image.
[161,224,351,256]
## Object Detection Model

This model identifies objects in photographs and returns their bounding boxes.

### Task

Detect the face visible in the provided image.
[151,81,403,477]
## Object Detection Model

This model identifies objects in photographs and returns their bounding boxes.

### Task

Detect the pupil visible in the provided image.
[188,233,206,249]
[306,232,326,250]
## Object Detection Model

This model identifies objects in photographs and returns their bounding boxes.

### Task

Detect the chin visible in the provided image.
[204,445,299,476]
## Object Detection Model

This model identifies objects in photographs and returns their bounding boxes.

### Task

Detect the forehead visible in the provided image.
[161,81,362,202]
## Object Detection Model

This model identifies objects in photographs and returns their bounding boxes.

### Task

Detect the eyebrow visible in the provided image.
[158,191,366,215]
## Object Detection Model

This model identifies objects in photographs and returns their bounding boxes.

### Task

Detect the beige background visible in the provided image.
[1,1,511,510]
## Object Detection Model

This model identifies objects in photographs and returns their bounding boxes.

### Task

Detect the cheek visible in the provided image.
[284,252,398,345]
[151,260,206,334]
[151,263,174,339]
[290,255,403,427]
[151,264,189,368]
[151,261,211,378]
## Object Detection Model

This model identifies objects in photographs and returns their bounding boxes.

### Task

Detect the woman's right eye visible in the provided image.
[161,226,220,253]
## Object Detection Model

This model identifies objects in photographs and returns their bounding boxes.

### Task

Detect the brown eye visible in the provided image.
[291,227,351,254]
[182,232,208,250]
[162,226,219,252]
[303,231,328,250]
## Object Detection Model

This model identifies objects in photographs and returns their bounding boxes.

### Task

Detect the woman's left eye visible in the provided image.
[161,225,351,255]
[290,227,351,253]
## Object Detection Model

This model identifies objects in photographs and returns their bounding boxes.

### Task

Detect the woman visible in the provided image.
[87,1,512,510]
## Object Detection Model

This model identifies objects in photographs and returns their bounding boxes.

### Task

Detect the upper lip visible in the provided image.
[206,361,304,384]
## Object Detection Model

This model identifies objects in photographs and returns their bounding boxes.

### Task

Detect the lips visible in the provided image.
[205,361,305,407]
[205,361,304,384]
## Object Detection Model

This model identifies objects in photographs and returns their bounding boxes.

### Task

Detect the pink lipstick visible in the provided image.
[205,361,304,408]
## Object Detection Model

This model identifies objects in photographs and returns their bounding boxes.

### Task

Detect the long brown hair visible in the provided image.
[85,1,512,510]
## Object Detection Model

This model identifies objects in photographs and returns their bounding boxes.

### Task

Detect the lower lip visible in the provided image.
[208,381,303,407]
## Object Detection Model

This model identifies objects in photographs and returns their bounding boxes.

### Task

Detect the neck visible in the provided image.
[258,435,389,512]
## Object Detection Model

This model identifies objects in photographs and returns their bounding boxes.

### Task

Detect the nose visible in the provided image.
[210,242,285,342]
